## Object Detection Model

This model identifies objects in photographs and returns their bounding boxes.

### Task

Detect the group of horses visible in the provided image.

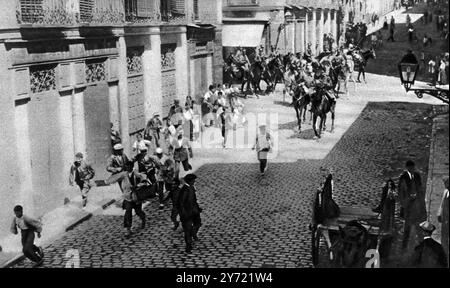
[223,47,376,139]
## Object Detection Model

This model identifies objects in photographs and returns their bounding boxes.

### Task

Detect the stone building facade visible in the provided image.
[221,0,340,58]
[0,0,222,241]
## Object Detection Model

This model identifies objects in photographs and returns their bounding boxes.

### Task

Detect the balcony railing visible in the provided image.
[227,0,259,6]
[16,0,125,26]
[161,0,186,24]
[125,0,186,25]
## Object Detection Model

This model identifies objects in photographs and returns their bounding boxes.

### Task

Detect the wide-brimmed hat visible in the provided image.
[113,144,124,150]
[155,148,163,154]
[419,221,436,233]
[184,174,197,183]
[75,152,84,159]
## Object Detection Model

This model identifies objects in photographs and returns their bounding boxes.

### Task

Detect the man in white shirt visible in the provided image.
[132,133,152,154]
[10,205,44,266]
[203,85,215,102]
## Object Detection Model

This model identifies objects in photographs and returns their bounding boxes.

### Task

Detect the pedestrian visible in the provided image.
[178,174,202,254]
[388,25,395,42]
[411,221,448,268]
[428,57,436,74]
[218,106,229,149]
[170,106,184,130]
[106,143,131,191]
[163,118,177,148]
[201,96,214,128]
[110,122,121,148]
[156,151,179,230]
[424,10,429,24]
[185,95,194,110]
[383,16,389,30]
[10,205,44,267]
[398,160,427,251]
[438,58,447,84]
[69,152,95,208]
[437,176,449,266]
[406,14,411,28]
[252,125,272,176]
[420,50,426,67]
[375,179,397,259]
[408,25,415,42]
[105,161,147,238]
[203,84,215,102]
[168,99,181,123]
[144,113,163,148]
[133,146,158,186]
[132,132,152,154]
[169,131,193,179]
[423,34,429,47]
[377,30,383,47]
[153,147,174,210]
[183,103,194,142]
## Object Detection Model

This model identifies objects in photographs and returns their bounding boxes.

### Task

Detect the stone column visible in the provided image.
[332,10,338,43]
[117,35,131,155]
[325,9,331,36]
[108,83,120,129]
[143,27,162,120]
[309,10,317,55]
[14,98,34,215]
[304,12,309,53]
[318,9,324,54]
[289,21,295,53]
[58,90,74,188]
[299,20,305,53]
[72,89,86,156]
[175,29,189,102]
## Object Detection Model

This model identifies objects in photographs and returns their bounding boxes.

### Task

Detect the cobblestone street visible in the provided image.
[11,72,443,268]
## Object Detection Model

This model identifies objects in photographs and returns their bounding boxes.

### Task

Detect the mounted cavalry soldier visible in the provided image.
[314,65,335,104]
[233,47,251,76]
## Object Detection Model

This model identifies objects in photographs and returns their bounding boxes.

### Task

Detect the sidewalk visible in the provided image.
[365,5,428,37]
[0,184,122,268]
[426,105,449,244]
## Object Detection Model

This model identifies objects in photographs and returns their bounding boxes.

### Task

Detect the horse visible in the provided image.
[292,81,312,134]
[354,48,376,83]
[223,54,258,95]
[332,220,373,268]
[252,59,273,94]
[266,55,285,92]
[310,87,336,139]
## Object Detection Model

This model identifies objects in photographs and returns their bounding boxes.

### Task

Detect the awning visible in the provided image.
[222,24,265,47]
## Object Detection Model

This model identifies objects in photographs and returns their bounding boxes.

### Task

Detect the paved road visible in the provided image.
[12,73,441,268]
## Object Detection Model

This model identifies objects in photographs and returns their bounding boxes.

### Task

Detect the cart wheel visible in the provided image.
[311,227,321,267]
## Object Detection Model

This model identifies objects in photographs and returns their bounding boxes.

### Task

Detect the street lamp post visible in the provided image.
[398,52,449,104]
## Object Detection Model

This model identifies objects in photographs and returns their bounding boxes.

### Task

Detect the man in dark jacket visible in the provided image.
[106,161,147,237]
[398,160,427,251]
[411,221,448,268]
[178,174,202,254]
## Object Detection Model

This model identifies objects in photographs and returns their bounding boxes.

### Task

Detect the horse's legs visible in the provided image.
[302,104,307,123]
[323,114,327,131]
[295,105,302,133]
[313,114,320,138]
[362,68,367,83]
[331,110,335,133]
